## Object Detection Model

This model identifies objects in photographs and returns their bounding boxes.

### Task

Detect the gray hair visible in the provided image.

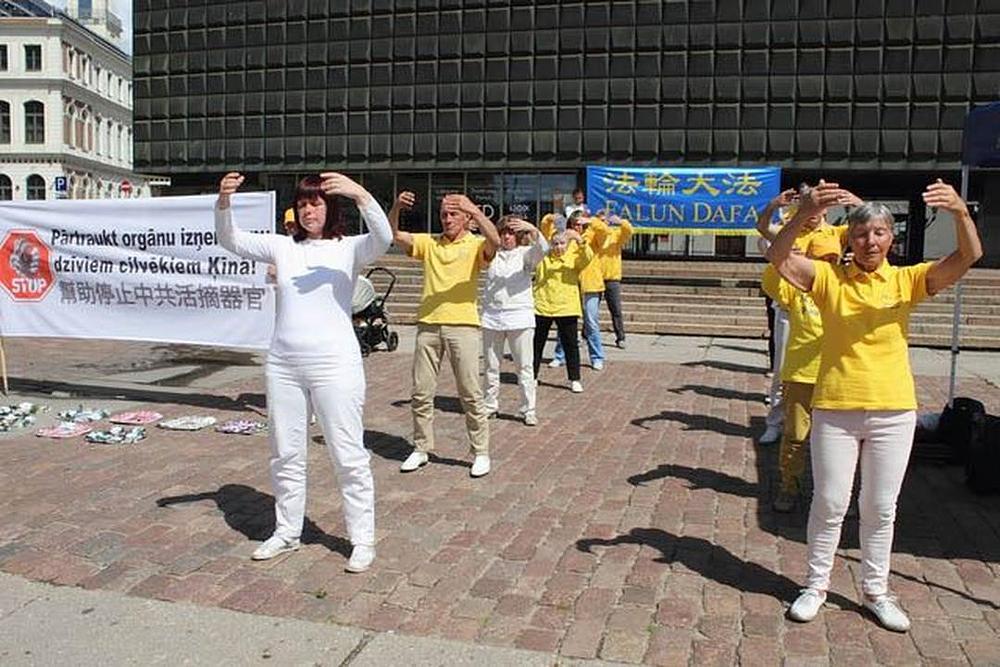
[847,202,894,231]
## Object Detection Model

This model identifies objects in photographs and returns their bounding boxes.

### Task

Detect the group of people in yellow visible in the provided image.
[386,190,631,479]
[759,178,981,633]
[229,173,981,631]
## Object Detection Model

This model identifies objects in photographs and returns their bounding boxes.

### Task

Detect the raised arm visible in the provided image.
[319,172,392,266]
[510,218,549,269]
[566,229,594,269]
[615,216,634,246]
[765,182,844,291]
[388,191,416,254]
[755,188,797,242]
[214,172,280,264]
[444,193,501,262]
[924,179,983,295]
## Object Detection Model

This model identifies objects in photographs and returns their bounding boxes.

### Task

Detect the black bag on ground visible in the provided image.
[966,414,1000,494]
[939,397,986,464]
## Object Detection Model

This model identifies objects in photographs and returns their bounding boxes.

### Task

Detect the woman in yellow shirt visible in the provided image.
[768,180,982,632]
[533,229,592,393]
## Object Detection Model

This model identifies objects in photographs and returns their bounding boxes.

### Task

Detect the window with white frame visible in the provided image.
[24,44,42,71]
[26,174,45,200]
[0,101,10,144]
[24,101,44,143]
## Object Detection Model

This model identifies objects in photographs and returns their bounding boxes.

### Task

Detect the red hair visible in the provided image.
[289,175,346,241]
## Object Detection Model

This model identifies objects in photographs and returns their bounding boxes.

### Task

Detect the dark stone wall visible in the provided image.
[133,0,1000,174]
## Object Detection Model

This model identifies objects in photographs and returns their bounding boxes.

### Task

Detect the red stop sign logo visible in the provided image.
[0,230,55,301]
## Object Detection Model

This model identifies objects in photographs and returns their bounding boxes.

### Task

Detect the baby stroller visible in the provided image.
[352,266,399,356]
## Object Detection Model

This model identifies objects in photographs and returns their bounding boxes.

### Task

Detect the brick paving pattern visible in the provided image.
[1,339,999,665]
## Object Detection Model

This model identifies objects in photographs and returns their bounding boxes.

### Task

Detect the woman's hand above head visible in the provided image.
[319,172,370,206]
[798,180,846,218]
[922,179,967,215]
[565,229,584,244]
[217,172,244,210]
[925,178,983,295]
[770,188,798,209]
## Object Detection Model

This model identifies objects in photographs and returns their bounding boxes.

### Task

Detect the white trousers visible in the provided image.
[766,306,790,428]
[482,327,536,419]
[806,409,916,597]
[265,357,374,547]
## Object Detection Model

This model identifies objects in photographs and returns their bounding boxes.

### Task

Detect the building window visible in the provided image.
[0,45,8,71]
[0,101,10,144]
[0,174,11,200]
[26,174,45,200]
[24,101,44,143]
[24,45,42,72]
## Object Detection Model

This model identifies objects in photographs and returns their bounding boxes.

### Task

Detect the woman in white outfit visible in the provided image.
[480,216,548,426]
[215,171,392,573]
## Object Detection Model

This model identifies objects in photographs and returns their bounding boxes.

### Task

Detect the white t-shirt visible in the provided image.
[480,239,548,331]
[214,198,392,362]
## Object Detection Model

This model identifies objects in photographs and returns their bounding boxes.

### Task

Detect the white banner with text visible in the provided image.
[0,193,276,349]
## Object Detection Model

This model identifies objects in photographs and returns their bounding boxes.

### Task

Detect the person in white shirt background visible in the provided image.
[480,216,548,426]
[215,171,392,573]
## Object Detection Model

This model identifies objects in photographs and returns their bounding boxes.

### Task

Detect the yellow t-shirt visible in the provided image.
[794,223,848,253]
[600,220,633,281]
[761,265,824,384]
[533,243,593,317]
[810,259,934,410]
[578,218,607,294]
[411,233,487,326]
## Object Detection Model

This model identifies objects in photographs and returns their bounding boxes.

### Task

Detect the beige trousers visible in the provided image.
[412,323,489,455]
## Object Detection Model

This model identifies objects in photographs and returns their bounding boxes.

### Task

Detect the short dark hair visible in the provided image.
[572,187,584,196]
[289,175,346,241]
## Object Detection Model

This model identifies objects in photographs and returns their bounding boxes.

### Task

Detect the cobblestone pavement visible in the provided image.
[1,336,999,665]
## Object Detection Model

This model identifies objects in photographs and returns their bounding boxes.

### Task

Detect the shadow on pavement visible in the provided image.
[390,395,464,414]
[10,377,266,413]
[628,463,759,499]
[630,409,753,438]
[668,383,768,404]
[681,359,768,375]
[364,429,471,468]
[576,528,858,612]
[155,484,351,557]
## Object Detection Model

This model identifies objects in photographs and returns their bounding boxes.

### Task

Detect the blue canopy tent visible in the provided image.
[949,101,1000,404]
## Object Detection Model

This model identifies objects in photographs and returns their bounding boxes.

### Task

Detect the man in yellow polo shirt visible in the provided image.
[388,191,501,478]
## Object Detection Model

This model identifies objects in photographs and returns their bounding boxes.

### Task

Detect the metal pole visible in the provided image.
[947,165,969,406]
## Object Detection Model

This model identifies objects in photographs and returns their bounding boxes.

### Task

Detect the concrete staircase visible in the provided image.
[368,252,1000,350]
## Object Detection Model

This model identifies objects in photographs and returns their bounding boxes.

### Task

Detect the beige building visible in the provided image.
[0,0,151,201]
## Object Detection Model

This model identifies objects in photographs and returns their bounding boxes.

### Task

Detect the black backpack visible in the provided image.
[966,414,1000,495]
[939,397,986,464]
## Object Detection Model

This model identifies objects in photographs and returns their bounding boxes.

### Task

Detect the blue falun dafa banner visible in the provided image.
[586,166,782,235]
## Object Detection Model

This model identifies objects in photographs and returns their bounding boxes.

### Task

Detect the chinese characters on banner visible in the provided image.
[0,193,276,349]
[586,166,782,235]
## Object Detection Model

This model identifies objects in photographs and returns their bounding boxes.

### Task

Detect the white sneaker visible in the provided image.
[759,425,782,445]
[570,380,583,393]
[548,359,563,368]
[863,595,910,632]
[345,544,376,573]
[788,588,826,622]
[592,360,604,370]
[470,454,491,477]
[523,413,538,426]
[400,450,429,472]
[251,535,300,561]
